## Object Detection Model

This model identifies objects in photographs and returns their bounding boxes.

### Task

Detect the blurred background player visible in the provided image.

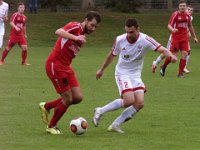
[92,18,177,133]
[39,11,101,134]
[0,0,9,51]
[159,0,198,77]
[0,3,30,65]
[151,3,197,75]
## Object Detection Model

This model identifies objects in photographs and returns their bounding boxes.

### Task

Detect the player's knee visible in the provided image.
[72,94,83,104]
[135,102,144,110]
[123,98,135,107]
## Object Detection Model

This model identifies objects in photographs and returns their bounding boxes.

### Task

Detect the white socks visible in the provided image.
[186,55,190,66]
[99,98,124,114]
[154,55,162,65]
[112,106,137,126]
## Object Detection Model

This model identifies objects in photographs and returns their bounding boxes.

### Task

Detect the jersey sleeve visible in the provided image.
[168,12,177,27]
[111,37,120,56]
[10,13,17,23]
[63,23,80,36]
[145,35,161,51]
[5,5,9,17]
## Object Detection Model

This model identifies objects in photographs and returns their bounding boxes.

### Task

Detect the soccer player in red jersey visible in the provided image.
[0,3,30,65]
[160,0,198,77]
[39,11,101,134]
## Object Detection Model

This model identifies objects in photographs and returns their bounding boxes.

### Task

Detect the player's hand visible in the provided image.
[172,28,178,33]
[170,55,177,63]
[3,16,8,22]
[194,37,198,43]
[15,26,21,32]
[75,35,87,43]
[96,69,104,80]
[24,35,27,39]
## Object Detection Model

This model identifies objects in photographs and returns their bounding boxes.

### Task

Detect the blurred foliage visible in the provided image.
[104,0,144,13]
[40,0,72,12]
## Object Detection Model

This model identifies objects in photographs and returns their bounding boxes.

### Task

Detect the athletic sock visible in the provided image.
[22,50,27,64]
[1,48,9,61]
[185,55,190,66]
[45,97,62,110]
[162,57,171,69]
[99,98,124,114]
[155,56,162,65]
[48,100,67,128]
[179,59,186,75]
[112,106,137,126]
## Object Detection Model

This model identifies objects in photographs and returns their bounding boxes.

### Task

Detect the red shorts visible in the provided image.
[8,36,27,48]
[45,59,79,94]
[170,37,189,53]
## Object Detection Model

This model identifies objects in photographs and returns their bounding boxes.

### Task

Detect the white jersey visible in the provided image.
[0,1,8,24]
[0,1,9,35]
[112,33,161,77]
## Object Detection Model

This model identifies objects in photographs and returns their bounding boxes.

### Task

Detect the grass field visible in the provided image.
[0,12,200,150]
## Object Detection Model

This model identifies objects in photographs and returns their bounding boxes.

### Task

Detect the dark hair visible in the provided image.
[188,5,193,8]
[18,2,25,7]
[85,11,101,24]
[125,18,139,28]
[179,0,186,4]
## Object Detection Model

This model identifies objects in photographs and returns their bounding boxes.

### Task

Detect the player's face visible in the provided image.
[84,18,98,34]
[18,5,25,14]
[125,26,139,41]
[178,3,187,13]
[187,7,193,15]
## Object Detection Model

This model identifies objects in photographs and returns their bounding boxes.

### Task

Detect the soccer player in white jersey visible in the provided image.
[152,5,194,74]
[0,0,8,51]
[92,18,177,133]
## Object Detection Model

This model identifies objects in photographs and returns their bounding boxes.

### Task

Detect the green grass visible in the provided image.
[0,12,200,150]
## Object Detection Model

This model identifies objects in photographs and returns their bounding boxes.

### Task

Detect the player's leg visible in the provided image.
[178,41,189,77]
[160,37,178,76]
[20,37,30,65]
[0,39,15,65]
[0,35,4,51]
[152,53,165,73]
[111,90,144,129]
[93,75,133,126]
[108,79,145,133]
[184,50,190,73]
[21,44,30,65]
[178,50,188,77]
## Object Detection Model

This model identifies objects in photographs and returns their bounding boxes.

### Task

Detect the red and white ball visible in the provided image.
[70,117,88,135]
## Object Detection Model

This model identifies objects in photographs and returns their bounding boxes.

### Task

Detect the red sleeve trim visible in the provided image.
[154,45,162,51]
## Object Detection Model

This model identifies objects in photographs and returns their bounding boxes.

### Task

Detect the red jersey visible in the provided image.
[169,11,191,39]
[48,22,84,66]
[10,12,26,37]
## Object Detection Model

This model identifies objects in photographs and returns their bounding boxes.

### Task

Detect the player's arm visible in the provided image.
[157,46,177,63]
[188,22,198,43]
[55,28,86,43]
[168,24,178,33]
[96,51,116,80]
[23,25,27,38]
[10,21,20,31]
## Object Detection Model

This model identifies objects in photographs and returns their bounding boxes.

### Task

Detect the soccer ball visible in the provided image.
[70,117,88,135]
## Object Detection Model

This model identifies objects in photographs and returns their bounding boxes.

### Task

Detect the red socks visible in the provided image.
[44,98,62,110]
[22,50,27,64]
[162,57,171,69]
[48,101,68,128]
[1,48,9,61]
[179,59,186,75]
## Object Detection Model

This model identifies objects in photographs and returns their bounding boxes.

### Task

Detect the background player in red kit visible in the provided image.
[0,3,30,65]
[39,11,101,134]
[160,0,198,77]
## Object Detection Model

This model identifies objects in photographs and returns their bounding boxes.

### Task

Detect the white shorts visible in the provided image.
[0,35,3,48]
[115,75,146,96]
